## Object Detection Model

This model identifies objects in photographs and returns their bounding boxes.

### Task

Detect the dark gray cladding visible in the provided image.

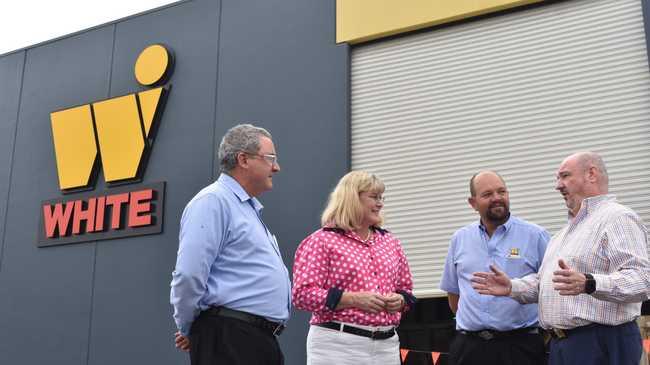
[0,0,348,364]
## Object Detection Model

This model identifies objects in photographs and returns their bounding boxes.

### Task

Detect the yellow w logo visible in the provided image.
[50,44,172,191]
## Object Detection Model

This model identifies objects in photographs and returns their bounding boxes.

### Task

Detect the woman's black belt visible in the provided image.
[316,321,395,340]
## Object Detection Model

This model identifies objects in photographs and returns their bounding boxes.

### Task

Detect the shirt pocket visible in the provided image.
[502,249,536,278]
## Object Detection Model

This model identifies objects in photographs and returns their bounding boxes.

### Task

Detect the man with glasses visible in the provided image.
[170,123,290,365]
[440,170,549,365]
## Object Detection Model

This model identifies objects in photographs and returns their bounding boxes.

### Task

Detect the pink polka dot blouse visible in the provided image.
[292,227,414,326]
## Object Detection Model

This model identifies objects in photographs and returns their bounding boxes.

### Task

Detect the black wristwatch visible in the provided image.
[584,273,596,294]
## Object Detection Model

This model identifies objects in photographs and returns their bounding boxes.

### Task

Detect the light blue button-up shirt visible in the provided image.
[170,174,291,336]
[440,215,549,331]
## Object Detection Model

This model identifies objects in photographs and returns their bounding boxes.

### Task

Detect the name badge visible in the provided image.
[507,247,521,259]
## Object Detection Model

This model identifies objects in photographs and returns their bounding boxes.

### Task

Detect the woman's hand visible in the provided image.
[383,293,404,313]
[337,291,387,313]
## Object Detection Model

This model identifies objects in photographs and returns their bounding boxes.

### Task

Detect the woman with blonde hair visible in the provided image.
[292,171,414,365]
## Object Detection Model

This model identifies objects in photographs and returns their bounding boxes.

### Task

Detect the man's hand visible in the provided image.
[552,259,586,295]
[337,291,387,313]
[471,265,512,296]
[383,293,405,313]
[174,331,190,352]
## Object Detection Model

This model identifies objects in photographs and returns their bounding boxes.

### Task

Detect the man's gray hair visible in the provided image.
[218,123,272,172]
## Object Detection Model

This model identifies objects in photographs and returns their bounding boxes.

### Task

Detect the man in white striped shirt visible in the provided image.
[471,151,650,365]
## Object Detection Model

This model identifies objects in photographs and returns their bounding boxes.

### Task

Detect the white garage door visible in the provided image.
[351,0,650,297]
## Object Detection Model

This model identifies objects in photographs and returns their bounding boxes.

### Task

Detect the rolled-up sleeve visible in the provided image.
[394,240,415,310]
[170,194,226,336]
[510,273,540,304]
[292,234,331,312]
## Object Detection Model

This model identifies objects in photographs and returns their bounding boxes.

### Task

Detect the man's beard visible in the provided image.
[486,203,510,224]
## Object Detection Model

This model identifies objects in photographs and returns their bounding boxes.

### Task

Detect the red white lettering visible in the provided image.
[105,193,129,229]
[39,183,163,245]
[128,189,153,227]
[43,202,74,238]
[72,198,96,234]
[95,196,106,231]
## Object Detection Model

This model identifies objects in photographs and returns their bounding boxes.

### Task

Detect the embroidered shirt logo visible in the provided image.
[508,247,521,258]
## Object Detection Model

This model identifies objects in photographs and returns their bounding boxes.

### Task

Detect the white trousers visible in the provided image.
[306,323,400,365]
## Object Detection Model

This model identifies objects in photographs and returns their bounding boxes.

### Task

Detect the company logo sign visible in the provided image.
[39,45,172,247]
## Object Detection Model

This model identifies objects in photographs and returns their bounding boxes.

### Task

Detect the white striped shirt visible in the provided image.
[510,194,650,329]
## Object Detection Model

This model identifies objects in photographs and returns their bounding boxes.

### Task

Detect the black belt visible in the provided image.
[316,321,396,340]
[204,307,285,336]
[459,327,539,341]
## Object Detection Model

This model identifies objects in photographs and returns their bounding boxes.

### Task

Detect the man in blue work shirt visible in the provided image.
[170,124,291,365]
[440,170,549,365]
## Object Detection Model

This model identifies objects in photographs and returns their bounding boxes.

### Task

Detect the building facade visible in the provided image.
[0,0,648,364]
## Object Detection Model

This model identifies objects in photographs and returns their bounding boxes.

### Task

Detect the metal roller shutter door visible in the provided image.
[351,0,650,297]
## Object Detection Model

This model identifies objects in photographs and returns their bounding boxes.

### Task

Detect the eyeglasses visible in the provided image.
[246,153,279,166]
[361,193,385,203]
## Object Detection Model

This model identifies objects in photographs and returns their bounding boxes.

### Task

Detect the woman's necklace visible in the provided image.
[360,229,372,242]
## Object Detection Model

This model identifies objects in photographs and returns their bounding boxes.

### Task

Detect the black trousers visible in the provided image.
[189,311,284,365]
[449,331,546,365]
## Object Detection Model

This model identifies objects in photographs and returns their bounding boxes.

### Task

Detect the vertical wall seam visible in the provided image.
[84,237,100,365]
[641,0,650,73]
[84,23,117,365]
[211,0,224,181]
[0,50,27,274]
[344,43,351,172]
[107,25,116,99]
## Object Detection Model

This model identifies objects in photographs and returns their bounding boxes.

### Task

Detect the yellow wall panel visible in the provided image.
[138,87,164,137]
[92,95,146,183]
[337,0,544,43]
[50,105,98,190]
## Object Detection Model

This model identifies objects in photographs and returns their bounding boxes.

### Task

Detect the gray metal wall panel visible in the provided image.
[216,0,349,363]
[0,0,347,364]
[87,1,221,364]
[0,29,115,365]
[0,52,24,272]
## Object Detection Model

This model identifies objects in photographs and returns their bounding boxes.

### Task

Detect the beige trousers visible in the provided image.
[306,323,400,365]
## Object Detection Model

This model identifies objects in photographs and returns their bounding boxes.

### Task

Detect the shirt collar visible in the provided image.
[322,226,387,245]
[571,194,614,221]
[218,173,264,212]
[347,231,371,245]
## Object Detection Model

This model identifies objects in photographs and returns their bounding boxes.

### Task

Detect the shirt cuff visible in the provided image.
[325,287,343,310]
[591,273,611,296]
[396,290,417,308]
[179,324,191,337]
[439,283,459,294]
[510,279,525,299]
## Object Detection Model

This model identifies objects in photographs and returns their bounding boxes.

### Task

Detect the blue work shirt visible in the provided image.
[170,174,291,336]
[440,215,549,331]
